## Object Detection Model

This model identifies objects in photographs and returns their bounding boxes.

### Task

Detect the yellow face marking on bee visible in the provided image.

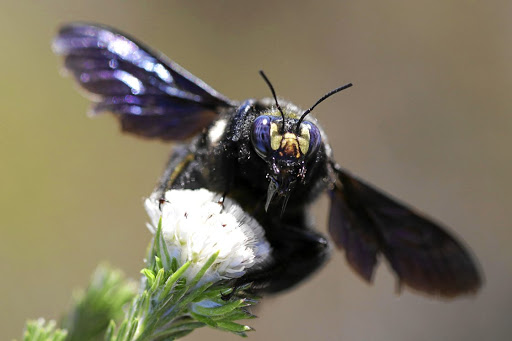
[297,124,310,155]
[269,122,311,159]
[270,122,281,151]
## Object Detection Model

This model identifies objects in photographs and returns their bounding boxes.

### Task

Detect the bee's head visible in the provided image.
[251,114,321,209]
[255,71,352,214]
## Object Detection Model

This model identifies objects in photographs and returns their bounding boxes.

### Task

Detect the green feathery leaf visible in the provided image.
[61,265,136,341]
[23,319,67,341]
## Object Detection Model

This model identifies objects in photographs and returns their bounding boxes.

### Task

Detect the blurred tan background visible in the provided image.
[1,1,511,340]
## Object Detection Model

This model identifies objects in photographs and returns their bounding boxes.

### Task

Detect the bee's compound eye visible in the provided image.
[251,115,273,158]
[302,121,322,157]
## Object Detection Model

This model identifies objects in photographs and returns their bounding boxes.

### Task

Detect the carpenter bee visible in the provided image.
[53,23,482,297]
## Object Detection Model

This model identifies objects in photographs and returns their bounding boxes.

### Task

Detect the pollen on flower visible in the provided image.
[144,189,272,284]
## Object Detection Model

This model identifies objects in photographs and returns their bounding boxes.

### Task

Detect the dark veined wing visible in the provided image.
[53,23,236,140]
[328,162,482,298]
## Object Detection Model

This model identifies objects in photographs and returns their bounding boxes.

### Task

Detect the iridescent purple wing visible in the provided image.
[328,162,482,298]
[53,23,236,140]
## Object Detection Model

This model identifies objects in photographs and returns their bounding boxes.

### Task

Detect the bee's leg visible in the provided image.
[217,185,232,210]
[158,197,169,210]
[239,225,331,293]
[269,225,331,293]
[215,154,238,211]
[154,144,194,195]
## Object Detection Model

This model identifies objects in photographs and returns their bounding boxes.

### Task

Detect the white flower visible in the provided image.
[144,189,272,284]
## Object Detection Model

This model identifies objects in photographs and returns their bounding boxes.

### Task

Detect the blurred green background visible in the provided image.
[1,1,510,340]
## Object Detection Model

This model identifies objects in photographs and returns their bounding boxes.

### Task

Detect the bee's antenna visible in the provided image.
[259,70,286,133]
[296,83,353,132]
